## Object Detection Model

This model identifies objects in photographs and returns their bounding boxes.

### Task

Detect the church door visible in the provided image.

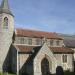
[41,58,50,75]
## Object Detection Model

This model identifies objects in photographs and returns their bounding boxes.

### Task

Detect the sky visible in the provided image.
[0,0,75,34]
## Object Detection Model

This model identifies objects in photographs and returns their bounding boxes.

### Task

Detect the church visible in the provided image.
[0,0,75,75]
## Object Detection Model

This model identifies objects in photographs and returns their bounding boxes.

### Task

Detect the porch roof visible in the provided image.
[15,45,74,54]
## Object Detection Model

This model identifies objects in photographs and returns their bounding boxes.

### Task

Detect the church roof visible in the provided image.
[0,0,13,16]
[15,45,74,54]
[50,47,74,53]
[15,29,63,40]
[15,45,41,53]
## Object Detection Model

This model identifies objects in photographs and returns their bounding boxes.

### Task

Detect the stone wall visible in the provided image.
[0,13,14,33]
[0,13,14,72]
[18,53,34,75]
[54,54,74,71]
[33,43,57,75]
[0,32,13,72]
[14,36,63,47]
[11,45,17,73]
[71,48,75,61]
[18,54,29,69]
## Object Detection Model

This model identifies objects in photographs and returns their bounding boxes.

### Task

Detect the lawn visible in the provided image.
[0,71,74,75]
[0,73,17,75]
[52,71,74,75]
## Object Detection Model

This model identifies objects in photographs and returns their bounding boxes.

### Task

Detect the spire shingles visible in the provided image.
[0,0,13,16]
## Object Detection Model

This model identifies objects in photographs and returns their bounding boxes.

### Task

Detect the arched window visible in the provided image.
[62,55,67,63]
[3,17,8,29]
[41,58,50,75]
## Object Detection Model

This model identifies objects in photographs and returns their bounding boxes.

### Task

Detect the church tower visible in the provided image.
[0,0,14,72]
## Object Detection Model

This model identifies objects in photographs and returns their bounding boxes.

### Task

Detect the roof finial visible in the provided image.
[0,0,13,16]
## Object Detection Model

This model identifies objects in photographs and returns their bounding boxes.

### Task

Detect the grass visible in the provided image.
[0,72,17,75]
[51,71,74,75]
[0,71,74,75]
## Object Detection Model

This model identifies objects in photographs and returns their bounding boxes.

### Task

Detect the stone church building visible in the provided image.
[0,0,75,75]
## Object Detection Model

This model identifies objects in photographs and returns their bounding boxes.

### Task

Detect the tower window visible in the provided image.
[3,17,8,29]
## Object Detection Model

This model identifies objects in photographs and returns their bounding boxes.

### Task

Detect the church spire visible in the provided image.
[0,0,13,16]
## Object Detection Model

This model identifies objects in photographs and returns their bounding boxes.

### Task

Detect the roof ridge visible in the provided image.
[16,28,63,39]
[16,28,56,34]
[15,45,74,53]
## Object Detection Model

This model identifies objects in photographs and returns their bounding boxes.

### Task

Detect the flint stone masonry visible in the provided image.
[0,6,14,72]
[34,43,57,75]
[15,36,63,47]
[0,32,13,72]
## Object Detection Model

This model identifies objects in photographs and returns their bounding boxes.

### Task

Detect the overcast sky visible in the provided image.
[0,0,75,34]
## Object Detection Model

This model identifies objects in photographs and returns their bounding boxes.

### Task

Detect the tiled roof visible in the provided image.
[15,29,62,39]
[15,45,41,53]
[15,45,74,54]
[50,47,74,53]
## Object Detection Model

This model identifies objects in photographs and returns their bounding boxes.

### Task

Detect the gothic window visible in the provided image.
[28,38,32,45]
[50,39,53,46]
[62,55,67,63]
[3,17,8,29]
[41,58,50,75]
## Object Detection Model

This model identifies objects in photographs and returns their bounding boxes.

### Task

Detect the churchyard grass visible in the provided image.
[0,71,74,75]
[0,72,17,75]
[52,71,74,75]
